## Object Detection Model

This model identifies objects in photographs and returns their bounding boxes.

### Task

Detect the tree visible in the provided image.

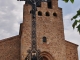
[63,0,80,33]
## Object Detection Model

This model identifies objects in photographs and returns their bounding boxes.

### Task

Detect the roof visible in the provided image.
[0,35,20,43]
[65,40,78,47]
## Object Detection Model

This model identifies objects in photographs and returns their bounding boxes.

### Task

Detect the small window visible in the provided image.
[43,37,47,42]
[46,12,50,16]
[53,12,57,17]
[47,1,52,9]
[38,11,42,16]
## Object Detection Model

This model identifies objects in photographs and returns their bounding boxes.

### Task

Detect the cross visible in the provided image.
[17,0,42,49]
[17,0,48,51]
[17,0,49,60]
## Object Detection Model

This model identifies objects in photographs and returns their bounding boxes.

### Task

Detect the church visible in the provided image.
[0,0,79,60]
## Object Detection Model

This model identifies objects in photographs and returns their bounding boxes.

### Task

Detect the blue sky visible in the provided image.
[59,0,80,59]
[0,0,80,59]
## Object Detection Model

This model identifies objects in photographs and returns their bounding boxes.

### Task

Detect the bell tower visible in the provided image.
[20,0,66,60]
[36,0,66,60]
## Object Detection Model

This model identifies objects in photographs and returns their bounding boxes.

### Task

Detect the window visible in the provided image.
[47,1,52,9]
[43,36,47,42]
[53,12,57,17]
[38,11,42,16]
[46,12,50,16]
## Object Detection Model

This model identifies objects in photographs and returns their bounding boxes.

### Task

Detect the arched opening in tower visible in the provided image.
[38,11,42,16]
[46,12,50,16]
[43,36,47,43]
[53,12,57,17]
[47,0,52,9]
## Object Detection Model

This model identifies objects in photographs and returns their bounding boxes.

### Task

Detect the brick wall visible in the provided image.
[65,40,78,60]
[0,35,20,60]
[36,2,66,60]
[20,4,32,60]
[20,1,66,60]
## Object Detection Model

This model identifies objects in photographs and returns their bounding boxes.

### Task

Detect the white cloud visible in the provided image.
[0,0,24,39]
[0,29,11,39]
[59,0,80,58]
[63,14,80,60]
[13,22,20,33]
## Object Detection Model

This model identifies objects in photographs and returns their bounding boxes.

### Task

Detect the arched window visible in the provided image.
[43,36,47,43]
[53,12,57,17]
[46,12,50,16]
[38,11,42,16]
[47,1,52,9]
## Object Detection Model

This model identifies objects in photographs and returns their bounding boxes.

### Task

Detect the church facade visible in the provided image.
[0,0,79,60]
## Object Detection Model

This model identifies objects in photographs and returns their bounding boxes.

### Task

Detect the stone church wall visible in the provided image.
[0,35,20,60]
[65,40,78,60]
[20,4,32,60]
[36,2,66,60]
[20,1,67,60]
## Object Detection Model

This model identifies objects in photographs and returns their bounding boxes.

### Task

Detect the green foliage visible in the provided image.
[71,10,80,20]
[76,24,80,33]
[63,0,80,33]
[63,0,74,3]
[71,15,77,20]
[63,0,69,3]
[72,20,78,29]
[71,9,80,33]
[77,9,80,15]
[70,0,74,3]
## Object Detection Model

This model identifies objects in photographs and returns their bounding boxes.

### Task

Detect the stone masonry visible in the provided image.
[0,0,79,60]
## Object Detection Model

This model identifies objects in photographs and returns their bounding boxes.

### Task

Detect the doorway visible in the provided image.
[42,56,48,60]
[40,51,53,60]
